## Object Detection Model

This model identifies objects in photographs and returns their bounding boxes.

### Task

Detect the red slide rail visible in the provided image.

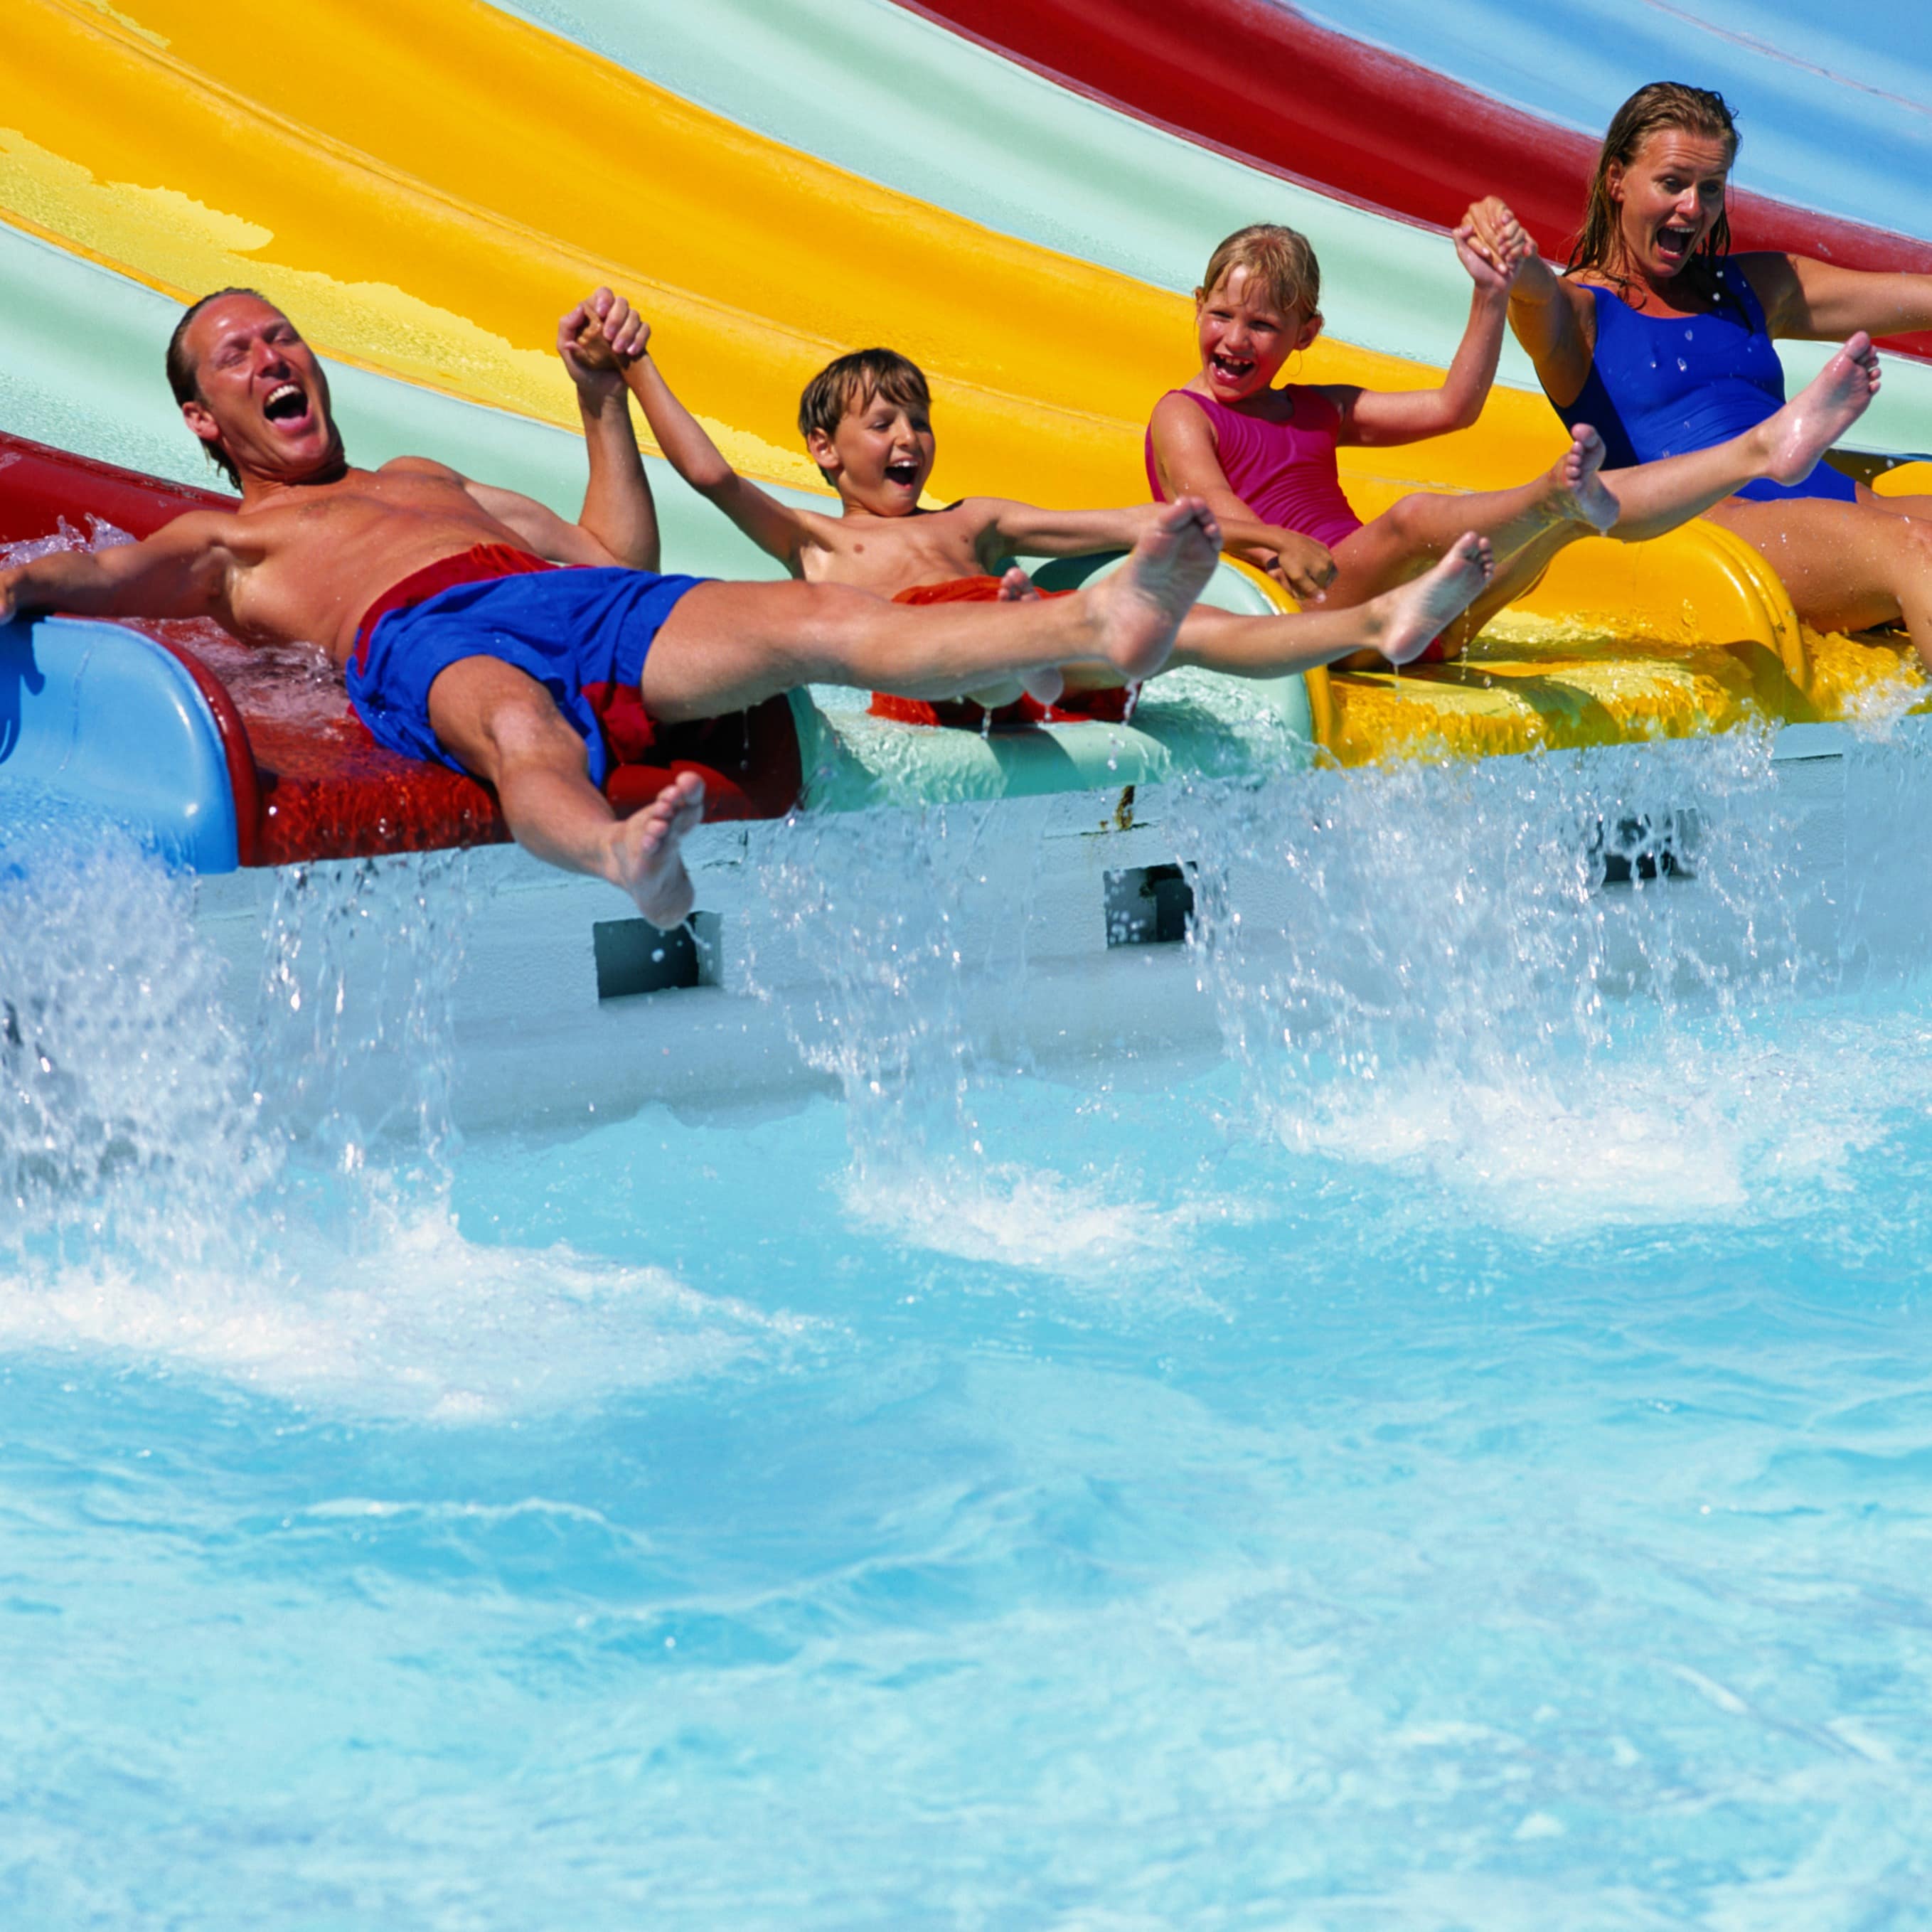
[900,0,1932,362]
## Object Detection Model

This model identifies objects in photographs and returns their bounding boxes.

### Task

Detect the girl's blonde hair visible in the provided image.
[1199,225,1322,318]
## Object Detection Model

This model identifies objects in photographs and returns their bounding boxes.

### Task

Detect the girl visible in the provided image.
[1146,218,1880,658]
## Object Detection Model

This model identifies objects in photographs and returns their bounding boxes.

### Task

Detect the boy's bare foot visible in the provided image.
[607,769,704,925]
[1084,496,1220,680]
[1552,425,1620,535]
[1758,332,1879,485]
[1372,533,1495,666]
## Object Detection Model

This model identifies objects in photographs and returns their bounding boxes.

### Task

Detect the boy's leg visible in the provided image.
[427,655,704,923]
[640,498,1222,720]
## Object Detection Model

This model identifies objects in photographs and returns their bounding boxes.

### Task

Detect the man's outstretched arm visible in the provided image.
[0,513,236,626]
[455,291,663,571]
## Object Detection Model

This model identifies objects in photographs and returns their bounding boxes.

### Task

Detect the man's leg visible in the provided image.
[427,656,705,923]
[641,498,1221,721]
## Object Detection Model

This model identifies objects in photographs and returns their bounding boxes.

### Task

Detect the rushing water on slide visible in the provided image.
[5,732,1932,1928]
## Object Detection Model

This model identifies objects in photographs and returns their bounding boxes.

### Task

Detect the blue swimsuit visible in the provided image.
[1549,260,1857,506]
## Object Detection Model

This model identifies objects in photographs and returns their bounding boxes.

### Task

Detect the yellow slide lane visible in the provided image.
[4,0,1567,506]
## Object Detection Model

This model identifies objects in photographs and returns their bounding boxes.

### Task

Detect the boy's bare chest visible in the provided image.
[809,507,988,596]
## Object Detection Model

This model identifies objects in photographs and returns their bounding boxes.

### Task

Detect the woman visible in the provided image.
[1474,81,1932,668]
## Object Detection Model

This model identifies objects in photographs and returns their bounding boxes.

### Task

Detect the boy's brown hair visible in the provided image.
[798,348,932,466]
[1198,225,1322,319]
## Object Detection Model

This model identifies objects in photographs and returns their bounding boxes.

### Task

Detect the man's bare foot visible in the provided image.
[1370,533,1496,666]
[607,769,704,925]
[1084,496,1220,680]
[1759,332,1880,485]
[1551,424,1620,535]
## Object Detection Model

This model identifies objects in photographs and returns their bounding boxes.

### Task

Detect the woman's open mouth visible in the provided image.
[1654,223,1698,267]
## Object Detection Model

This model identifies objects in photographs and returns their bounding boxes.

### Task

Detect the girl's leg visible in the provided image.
[1320,426,1616,609]
[1168,533,1495,674]
[1707,494,1932,670]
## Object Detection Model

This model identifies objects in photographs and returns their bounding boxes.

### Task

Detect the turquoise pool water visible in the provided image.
[6,733,1932,1927]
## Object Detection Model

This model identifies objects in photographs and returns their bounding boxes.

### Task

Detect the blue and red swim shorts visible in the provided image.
[346,544,709,786]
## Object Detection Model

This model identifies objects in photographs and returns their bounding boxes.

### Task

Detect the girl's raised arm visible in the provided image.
[1338,220,1517,445]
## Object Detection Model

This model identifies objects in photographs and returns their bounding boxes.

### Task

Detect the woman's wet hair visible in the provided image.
[164,287,270,491]
[1199,224,1321,319]
[1570,83,1739,284]
[798,348,932,460]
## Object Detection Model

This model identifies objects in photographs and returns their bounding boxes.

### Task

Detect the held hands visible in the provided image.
[1455,198,1537,296]
[558,287,651,391]
[1261,529,1337,602]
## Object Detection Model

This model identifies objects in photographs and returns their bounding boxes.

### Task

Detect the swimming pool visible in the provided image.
[6,727,1932,1926]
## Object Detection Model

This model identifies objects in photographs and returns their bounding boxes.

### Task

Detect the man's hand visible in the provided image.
[558,287,651,391]
[1259,529,1337,601]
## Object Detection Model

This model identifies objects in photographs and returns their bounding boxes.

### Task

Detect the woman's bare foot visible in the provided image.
[1551,425,1621,534]
[606,769,704,925]
[1370,533,1496,666]
[1758,332,1880,484]
[1084,497,1221,679]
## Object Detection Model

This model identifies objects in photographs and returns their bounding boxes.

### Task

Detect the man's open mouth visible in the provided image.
[264,381,311,425]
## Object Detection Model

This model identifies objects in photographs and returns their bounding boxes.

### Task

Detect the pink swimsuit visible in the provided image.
[1146,386,1362,550]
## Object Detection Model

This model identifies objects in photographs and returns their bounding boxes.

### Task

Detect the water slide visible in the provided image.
[3,0,1928,865]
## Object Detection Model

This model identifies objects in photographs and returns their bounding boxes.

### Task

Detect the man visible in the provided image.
[0,289,1221,922]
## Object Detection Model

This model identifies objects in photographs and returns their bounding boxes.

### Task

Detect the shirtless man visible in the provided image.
[0,290,1225,924]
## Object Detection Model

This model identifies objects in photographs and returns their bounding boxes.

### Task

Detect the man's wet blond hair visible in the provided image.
[1199,225,1322,318]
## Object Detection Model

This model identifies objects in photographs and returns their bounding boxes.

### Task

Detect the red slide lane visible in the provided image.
[900,0,1932,362]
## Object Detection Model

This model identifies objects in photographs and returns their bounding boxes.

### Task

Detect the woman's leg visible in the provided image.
[1707,494,1932,669]
[1320,426,1616,612]
[1315,334,1883,652]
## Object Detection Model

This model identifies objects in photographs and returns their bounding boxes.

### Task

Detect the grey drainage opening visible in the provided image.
[1104,863,1195,946]
[594,912,722,998]
[1588,809,1701,887]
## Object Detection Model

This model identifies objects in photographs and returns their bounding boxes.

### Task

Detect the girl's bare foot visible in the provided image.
[1084,497,1221,679]
[1760,332,1879,485]
[1372,533,1496,666]
[1552,425,1620,534]
[607,769,704,925]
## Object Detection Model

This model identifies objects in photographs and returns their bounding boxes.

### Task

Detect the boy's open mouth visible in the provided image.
[264,380,311,427]
[1655,222,1698,267]
[884,459,922,488]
